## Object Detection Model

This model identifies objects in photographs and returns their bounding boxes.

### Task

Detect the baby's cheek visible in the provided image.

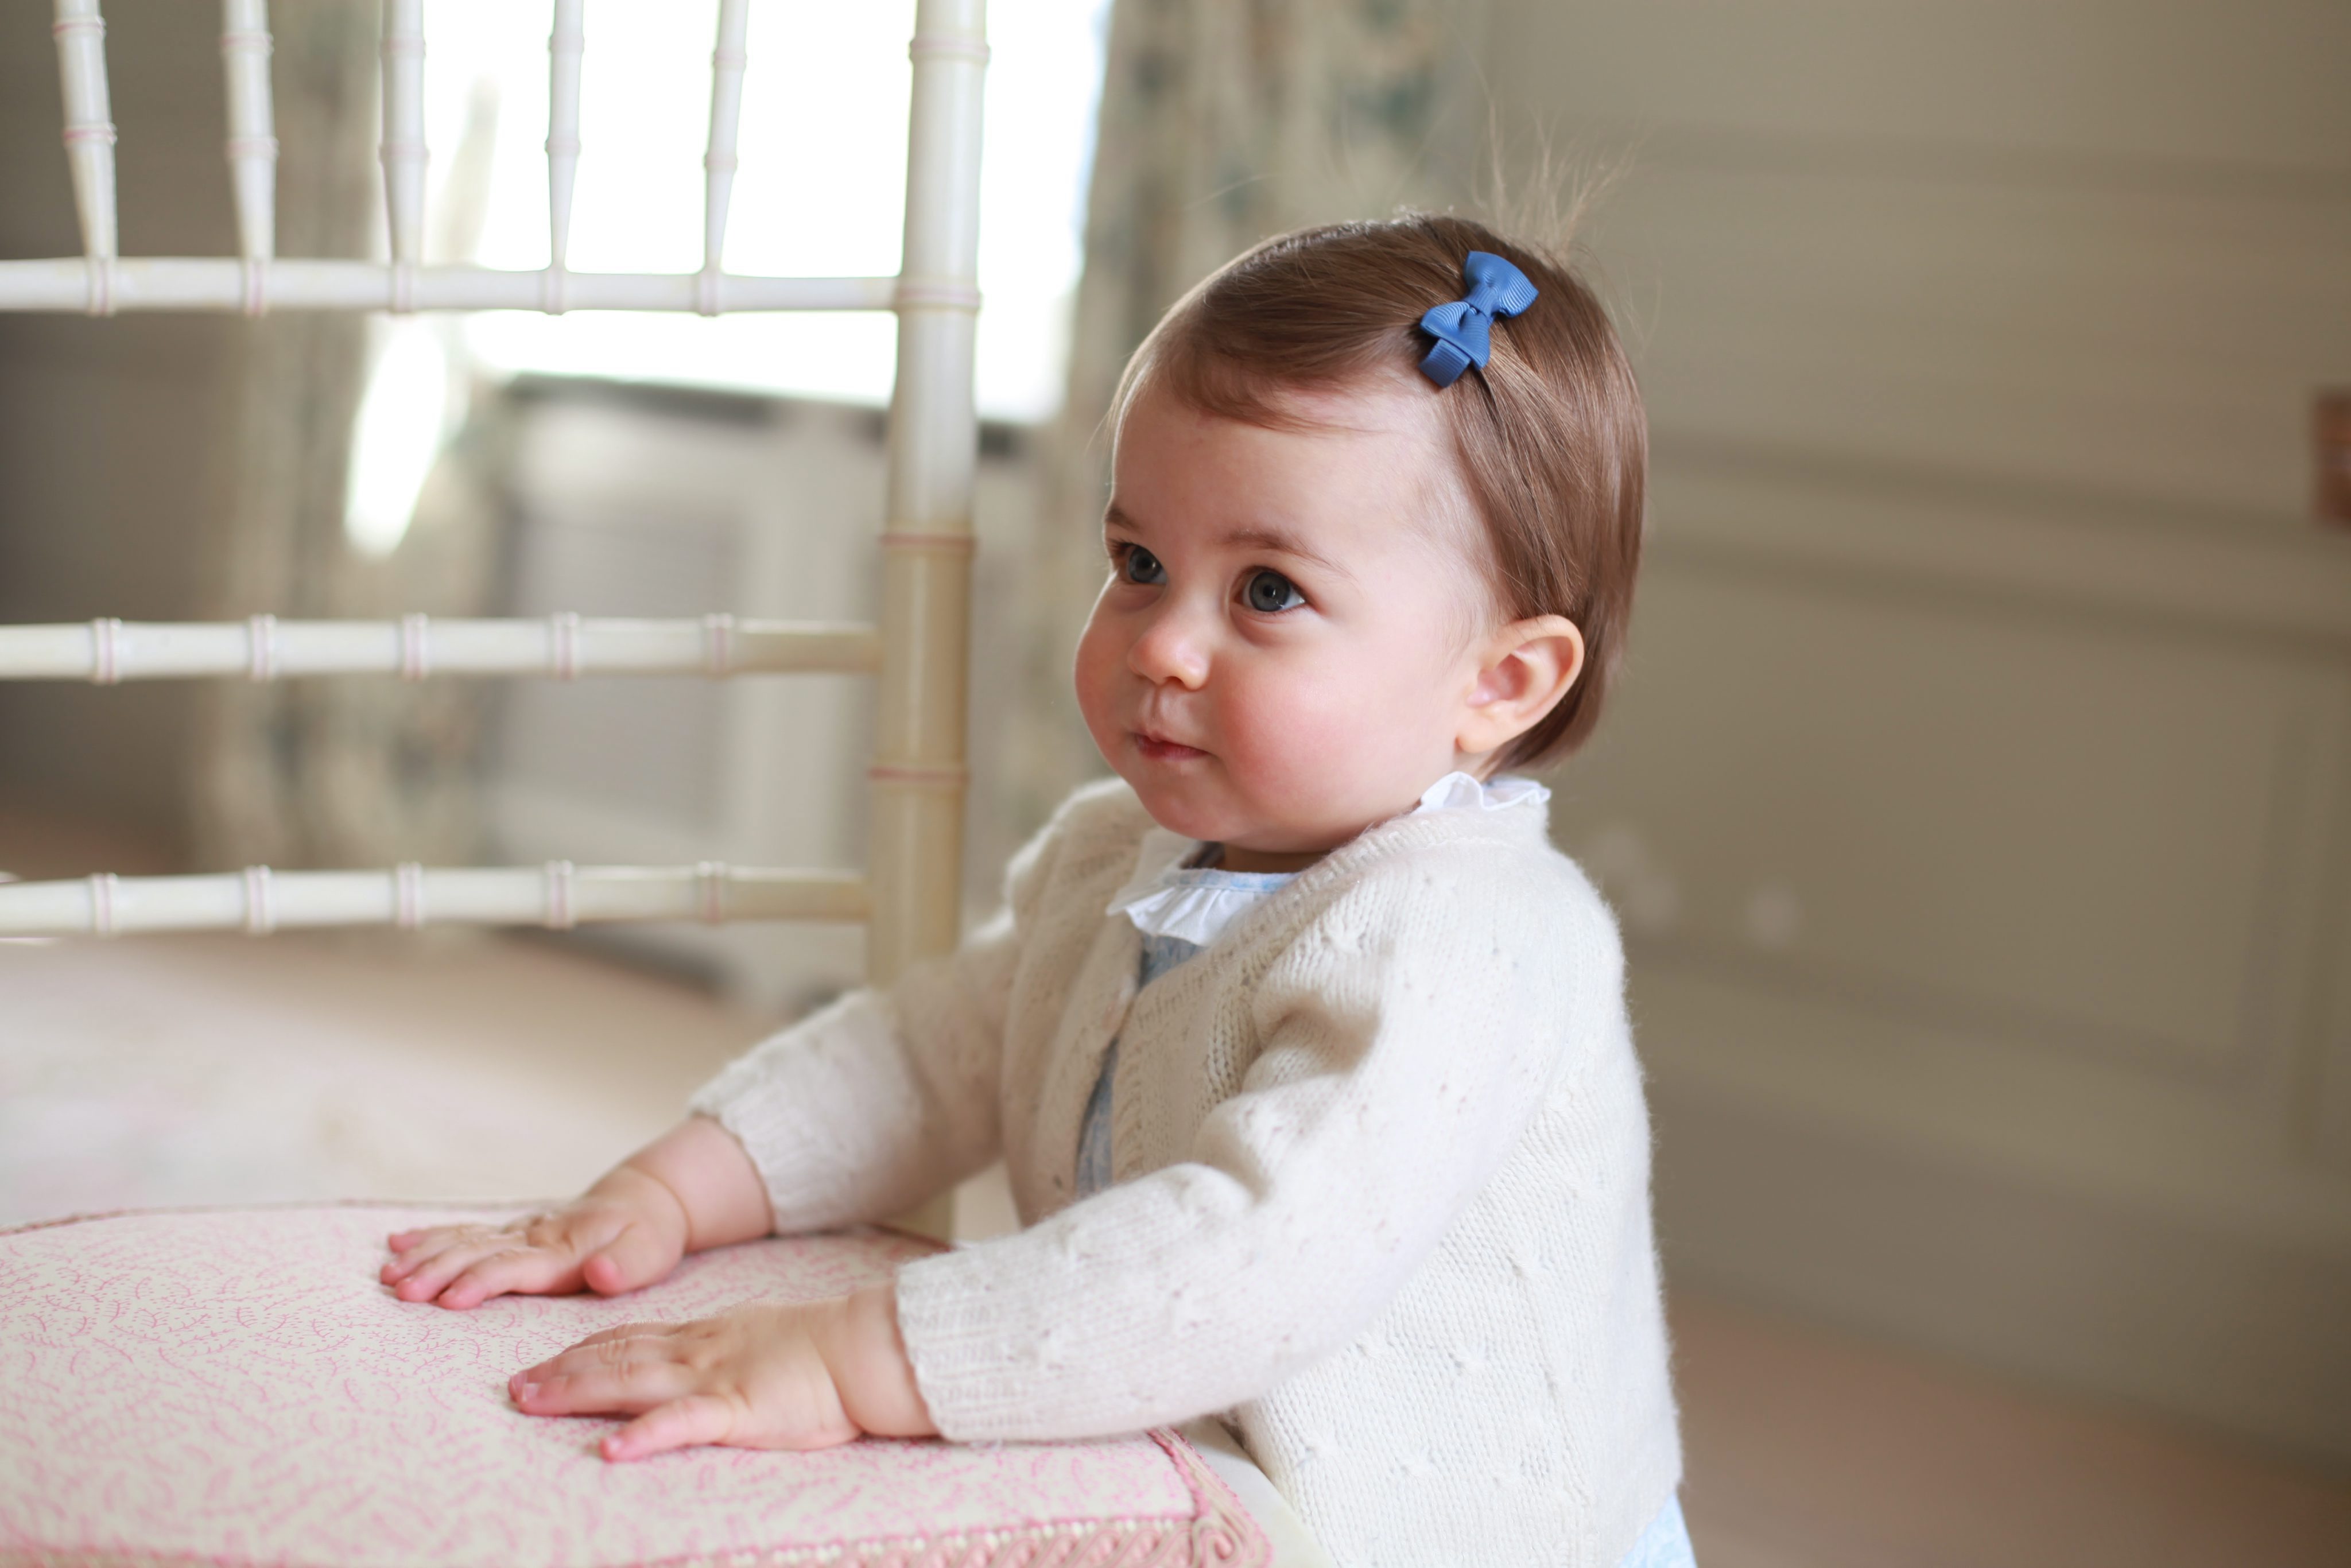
[1224,668,1375,788]
[1070,624,1124,746]
[1264,653,1453,799]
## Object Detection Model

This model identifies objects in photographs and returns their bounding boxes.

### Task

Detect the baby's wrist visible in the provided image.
[619,1115,774,1255]
[589,1164,692,1252]
[817,1285,936,1439]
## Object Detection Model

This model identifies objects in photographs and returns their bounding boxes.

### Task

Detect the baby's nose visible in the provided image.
[1128,612,1210,689]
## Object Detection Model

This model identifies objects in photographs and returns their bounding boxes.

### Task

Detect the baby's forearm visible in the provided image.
[607,1114,774,1255]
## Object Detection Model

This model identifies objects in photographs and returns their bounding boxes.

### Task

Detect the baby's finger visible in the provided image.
[511,1324,668,1391]
[391,1239,519,1302]
[381,1234,463,1286]
[382,1242,461,1287]
[401,1221,503,1251]
[601,1394,738,1462]
[581,1224,670,1296]
[386,1223,489,1250]
[383,1233,487,1291]
[435,1245,580,1310]
[380,1226,499,1284]
[561,1319,669,1352]
[513,1352,695,1418]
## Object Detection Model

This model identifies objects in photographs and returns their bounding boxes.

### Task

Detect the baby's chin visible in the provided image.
[1120,781,1225,844]
[1120,777,1345,860]
[1113,766,1251,845]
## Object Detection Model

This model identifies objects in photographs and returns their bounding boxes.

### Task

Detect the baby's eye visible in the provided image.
[1243,569,1305,614]
[1118,545,1166,585]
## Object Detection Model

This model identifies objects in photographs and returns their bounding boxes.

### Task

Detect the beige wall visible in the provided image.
[1484,1,2351,1461]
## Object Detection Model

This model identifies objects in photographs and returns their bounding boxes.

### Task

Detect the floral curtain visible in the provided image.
[1004,0,1483,835]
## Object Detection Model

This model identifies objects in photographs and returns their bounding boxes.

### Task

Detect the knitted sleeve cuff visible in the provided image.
[688,989,951,1235]
[893,1222,1191,1442]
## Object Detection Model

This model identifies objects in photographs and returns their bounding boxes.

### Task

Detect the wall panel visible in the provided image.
[1559,570,2334,1077]
[1495,0,2351,1459]
[1600,162,2351,521]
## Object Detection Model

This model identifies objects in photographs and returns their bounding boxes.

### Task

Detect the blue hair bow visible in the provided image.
[1416,251,1539,388]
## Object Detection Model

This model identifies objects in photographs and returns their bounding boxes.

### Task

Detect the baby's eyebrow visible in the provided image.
[1218,526,1351,579]
[1101,507,1352,581]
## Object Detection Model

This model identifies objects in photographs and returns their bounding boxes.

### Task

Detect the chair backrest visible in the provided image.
[0,0,988,1015]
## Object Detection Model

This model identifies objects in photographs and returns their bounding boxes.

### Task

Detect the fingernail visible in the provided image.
[515,1381,538,1402]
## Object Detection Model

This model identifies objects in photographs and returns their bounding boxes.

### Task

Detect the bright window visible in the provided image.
[422,0,1109,423]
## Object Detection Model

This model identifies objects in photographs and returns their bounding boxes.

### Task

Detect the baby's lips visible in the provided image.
[1133,727,1209,756]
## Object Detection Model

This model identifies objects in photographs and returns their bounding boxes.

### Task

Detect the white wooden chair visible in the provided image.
[0,0,986,1152]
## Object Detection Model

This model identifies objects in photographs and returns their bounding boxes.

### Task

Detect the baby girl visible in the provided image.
[382,214,1686,1568]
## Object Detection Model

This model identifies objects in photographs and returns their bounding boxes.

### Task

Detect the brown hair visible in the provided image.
[1110,214,1646,770]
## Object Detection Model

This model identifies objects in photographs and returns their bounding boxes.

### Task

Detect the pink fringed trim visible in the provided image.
[1151,1427,1274,1568]
[0,1435,1263,1568]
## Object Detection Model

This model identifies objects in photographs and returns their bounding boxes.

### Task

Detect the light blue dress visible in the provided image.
[1074,900,1290,1201]
[1080,774,1697,1568]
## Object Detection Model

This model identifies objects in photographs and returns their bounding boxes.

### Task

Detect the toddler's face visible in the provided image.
[1074,376,1502,871]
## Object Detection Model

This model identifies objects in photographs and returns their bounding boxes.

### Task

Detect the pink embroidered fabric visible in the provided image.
[0,1205,1266,1568]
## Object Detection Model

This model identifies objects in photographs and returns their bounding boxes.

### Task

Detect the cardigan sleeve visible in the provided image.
[686,801,1074,1235]
[891,843,1617,1441]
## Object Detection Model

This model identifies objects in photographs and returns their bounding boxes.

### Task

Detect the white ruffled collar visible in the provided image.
[1106,771,1550,947]
[1412,770,1550,814]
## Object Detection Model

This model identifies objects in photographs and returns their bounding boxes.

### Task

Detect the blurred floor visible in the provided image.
[1,798,755,1224]
[1671,1293,2351,1568]
[3,804,2347,1563]
[0,926,754,1226]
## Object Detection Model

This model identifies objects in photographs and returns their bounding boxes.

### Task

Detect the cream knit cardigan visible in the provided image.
[691,778,1681,1568]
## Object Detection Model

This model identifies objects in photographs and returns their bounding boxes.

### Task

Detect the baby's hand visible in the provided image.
[508,1284,935,1461]
[381,1167,688,1309]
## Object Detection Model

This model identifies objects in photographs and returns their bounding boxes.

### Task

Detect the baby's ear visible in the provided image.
[1458,615,1584,755]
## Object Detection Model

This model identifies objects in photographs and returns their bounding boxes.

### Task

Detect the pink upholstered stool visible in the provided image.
[0,1205,1265,1568]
